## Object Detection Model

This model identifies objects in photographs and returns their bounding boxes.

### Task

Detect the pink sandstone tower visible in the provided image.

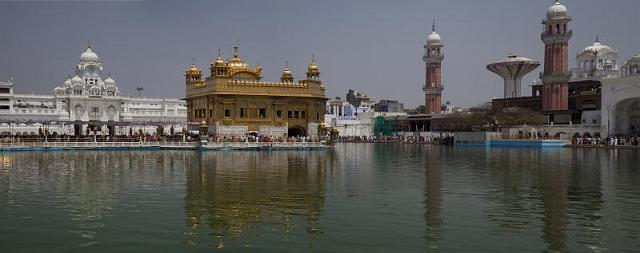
[423,20,444,114]
[541,0,572,112]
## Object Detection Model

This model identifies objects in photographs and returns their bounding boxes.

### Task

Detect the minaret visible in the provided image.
[423,19,444,114]
[541,0,572,112]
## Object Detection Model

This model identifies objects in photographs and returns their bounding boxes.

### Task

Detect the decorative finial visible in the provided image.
[311,54,316,63]
[432,18,436,32]
[233,45,239,58]
[285,60,289,68]
[192,57,196,66]
[595,34,599,42]
[217,48,221,57]
[87,40,91,48]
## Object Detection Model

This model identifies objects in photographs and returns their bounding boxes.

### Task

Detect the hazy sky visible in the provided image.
[1,0,639,108]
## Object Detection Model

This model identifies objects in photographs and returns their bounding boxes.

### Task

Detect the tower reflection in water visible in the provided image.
[183,151,331,248]
[423,146,443,250]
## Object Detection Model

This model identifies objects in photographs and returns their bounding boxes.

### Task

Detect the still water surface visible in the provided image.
[1,144,640,252]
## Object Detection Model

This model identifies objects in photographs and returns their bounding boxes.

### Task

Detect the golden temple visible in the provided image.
[185,46,326,137]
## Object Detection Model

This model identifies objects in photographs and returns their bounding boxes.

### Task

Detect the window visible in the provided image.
[288,111,292,118]
[259,108,266,118]
[294,111,299,118]
[277,110,282,118]
[225,109,230,117]
[316,113,319,120]
[0,105,9,110]
[0,88,10,94]
[240,108,245,117]
[301,111,305,119]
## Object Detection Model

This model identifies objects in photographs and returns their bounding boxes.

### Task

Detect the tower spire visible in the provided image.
[432,18,436,32]
[232,40,240,58]
[595,34,599,42]
[87,40,91,49]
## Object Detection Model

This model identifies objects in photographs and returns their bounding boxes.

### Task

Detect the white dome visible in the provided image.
[104,76,116,85]
[63,78,71,87]
[80,47,100,63]
[426,31,442,45]
[547,1,568,19]
[71,75,83,84]
[581,41,616,55]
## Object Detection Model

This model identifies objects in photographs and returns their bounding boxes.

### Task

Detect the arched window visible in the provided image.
[556,24,560,33]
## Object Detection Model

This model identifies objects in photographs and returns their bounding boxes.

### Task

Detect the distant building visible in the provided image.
[185,47,326,137]
[324,95,374,137]
[345,89,371,108]
[0,44,186,136]
[374,100,404,113]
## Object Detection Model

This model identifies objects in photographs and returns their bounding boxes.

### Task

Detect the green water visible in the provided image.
[1,144,639,252]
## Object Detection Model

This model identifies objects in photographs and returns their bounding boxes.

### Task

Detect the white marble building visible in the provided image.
[600,54,640,136]
[324,97,375,137]
[0,45,187,136]
[573,37,621,81]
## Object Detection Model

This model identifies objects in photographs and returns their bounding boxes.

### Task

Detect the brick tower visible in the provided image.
[423,20,444,114]
[541,0,572,112]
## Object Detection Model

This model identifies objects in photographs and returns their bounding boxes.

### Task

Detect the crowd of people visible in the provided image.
[335,135,455,145]
[571,135,640,147]
[11,131,640,148]
[0,132,325,144]
[206,135,320,143]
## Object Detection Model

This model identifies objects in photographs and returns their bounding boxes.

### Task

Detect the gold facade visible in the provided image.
[185,47,326,137]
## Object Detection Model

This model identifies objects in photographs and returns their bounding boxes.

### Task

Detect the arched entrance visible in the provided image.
[611,98,640,136]
[600,76,640,136]
[288,126,306,137]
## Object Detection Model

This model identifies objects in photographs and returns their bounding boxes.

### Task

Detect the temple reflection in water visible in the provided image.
[1,147,640,251]
[183,151,331,247]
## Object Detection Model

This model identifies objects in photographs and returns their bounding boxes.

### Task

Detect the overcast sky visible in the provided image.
[1,0,639,108]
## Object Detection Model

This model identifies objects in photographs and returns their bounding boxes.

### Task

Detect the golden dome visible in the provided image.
[186,63,201,75]
[228,46,249,68]
[214,48,224,65]
[281,61,294,82]
[282,61,292,76]
[308,55,319,72]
